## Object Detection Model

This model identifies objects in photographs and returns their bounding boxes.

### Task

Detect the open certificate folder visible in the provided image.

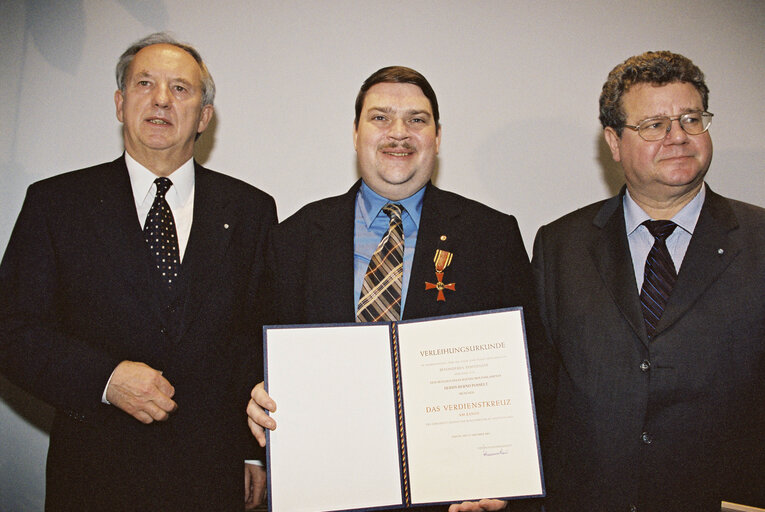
[264,308,544,512]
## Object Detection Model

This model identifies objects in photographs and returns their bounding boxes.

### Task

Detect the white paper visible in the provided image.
[264,310,543,511]
[397,310,543,503]
[266,324,403,512]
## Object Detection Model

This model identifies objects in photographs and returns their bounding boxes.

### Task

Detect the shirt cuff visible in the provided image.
[101,367,118,404]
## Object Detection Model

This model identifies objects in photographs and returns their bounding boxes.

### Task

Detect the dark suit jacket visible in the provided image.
[265,180,550,511]
[0,157,276,511]
[532,186,765,511]
[268,180,541,325]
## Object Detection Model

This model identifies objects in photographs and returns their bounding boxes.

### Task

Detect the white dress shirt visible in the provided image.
[102,154,196,404]
[125,152,195,261]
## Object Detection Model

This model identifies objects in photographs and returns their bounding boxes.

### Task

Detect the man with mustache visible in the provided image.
[0,33,275,510]
[533,51,765,511]
[246,66,551,511]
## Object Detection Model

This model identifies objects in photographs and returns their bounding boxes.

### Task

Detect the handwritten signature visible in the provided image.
[482,449,509,457]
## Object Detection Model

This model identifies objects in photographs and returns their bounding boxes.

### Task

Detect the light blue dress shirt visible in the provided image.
[353,181,425,317]
[624,185,705,292]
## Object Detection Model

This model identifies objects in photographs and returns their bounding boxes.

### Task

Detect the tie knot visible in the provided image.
[383,203,403,220]
[154,177,173,198]
[643,220,677,241]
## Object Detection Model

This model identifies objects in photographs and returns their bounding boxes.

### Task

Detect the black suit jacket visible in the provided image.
[268,180,540,324]
[532,186,765,511]
[0,157,276,511]
[265,180,550,511]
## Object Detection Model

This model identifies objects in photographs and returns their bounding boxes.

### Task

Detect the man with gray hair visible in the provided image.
[0,33,275,510]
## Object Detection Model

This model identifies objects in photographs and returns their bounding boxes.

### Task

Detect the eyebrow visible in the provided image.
[367,106,432,118]
[640,107,704,119]
[133,71,194,88]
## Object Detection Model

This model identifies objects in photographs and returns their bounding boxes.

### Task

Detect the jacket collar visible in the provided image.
[590,185,740,345]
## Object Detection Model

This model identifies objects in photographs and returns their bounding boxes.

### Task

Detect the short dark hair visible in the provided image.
[116,32,216,107]
[354,66,440,130]
[599,51,708,135]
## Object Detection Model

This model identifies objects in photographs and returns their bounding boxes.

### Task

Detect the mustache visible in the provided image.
[379,142,415,150]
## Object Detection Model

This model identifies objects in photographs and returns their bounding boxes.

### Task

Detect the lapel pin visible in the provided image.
[224,223,230,230]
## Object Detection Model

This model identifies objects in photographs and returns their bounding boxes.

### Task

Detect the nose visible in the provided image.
[664,118,689,143]
[153,83,170,108]
[387,118,409,140]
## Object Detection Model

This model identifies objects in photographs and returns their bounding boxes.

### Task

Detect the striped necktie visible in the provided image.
[640,220,678,339]
[356,203,404,322]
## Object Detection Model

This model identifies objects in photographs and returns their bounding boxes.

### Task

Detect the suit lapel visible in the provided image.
[404,184,461,320]
[89,157,159,315]
[307,183,358,322]
[656,189,740,335]
[175,165,235,337]
[589,194,648,344]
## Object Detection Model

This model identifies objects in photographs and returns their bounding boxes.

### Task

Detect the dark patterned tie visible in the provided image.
[144,177,180,288]
[356,203,404,322]
[640,220,678,339]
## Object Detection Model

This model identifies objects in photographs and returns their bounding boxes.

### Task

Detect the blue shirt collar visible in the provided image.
[624,184,705,236]
[358,180,426,228]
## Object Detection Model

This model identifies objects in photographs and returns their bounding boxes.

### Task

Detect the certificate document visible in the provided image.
[264,308,544,512]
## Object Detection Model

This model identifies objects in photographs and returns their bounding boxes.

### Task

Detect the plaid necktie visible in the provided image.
[640,220,678,339]
[356,203,404,322]
[144,177,180,288]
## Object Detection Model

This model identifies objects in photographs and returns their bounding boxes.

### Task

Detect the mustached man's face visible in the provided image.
[353,82,440,201]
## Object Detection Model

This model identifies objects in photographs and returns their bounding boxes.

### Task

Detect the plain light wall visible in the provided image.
[1,1,763,509]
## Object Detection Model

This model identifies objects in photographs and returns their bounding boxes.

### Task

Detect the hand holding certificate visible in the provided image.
[260,308,544,512]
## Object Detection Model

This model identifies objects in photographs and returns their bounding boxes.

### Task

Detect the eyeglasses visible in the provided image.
[623,111,714,141]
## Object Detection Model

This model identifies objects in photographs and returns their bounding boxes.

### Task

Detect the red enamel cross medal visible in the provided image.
[425,249,455,301]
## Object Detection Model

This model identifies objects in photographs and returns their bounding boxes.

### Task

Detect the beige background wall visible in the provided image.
[1,1,763,509]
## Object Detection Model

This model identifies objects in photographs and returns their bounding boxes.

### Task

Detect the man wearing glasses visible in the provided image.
[532,51,764,511]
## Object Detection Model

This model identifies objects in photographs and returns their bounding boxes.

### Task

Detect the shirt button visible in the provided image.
[160,327,168,335]
[639,360,651,372]
[641,432,652,444]
[630,505,638,512]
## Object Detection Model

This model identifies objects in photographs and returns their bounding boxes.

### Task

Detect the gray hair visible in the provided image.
[115,32,216,107]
